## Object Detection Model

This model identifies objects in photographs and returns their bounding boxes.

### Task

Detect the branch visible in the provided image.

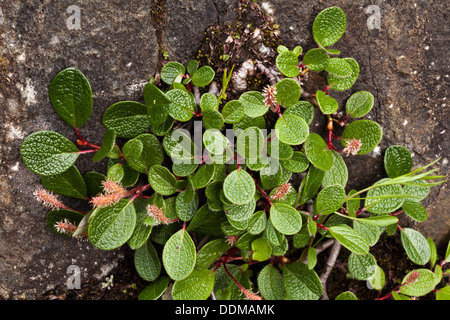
[319,240,342,300]
[255,60,281,86]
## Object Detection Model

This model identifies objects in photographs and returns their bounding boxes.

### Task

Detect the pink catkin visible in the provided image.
[54,219,77,235]
[262,85,278,112]
[34,188,66,210]
[90,180,129,208]
[343,138,363,156]
[241,288,263,300]
[146,204,170,225]
[270,183,291,201]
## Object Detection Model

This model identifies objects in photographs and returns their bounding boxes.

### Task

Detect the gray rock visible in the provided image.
[0,0,159,299]
[0,0,448,299]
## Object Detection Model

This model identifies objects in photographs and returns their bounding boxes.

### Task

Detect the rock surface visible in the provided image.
[0,0,448,299]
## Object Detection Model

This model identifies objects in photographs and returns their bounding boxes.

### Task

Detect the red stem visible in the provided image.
[255,183,273,206]
[75,127,101,149]
[77,149,98,154]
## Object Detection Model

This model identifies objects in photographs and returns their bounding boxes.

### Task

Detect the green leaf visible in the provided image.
[166,89,196,122]
[270,203,302,235]
[276,51,299,78]
[345,91,374,118]
[384,145,413,178]
[341,120,382,155]
[282,262,322,300]
[303,48,329,72]
[193,164,215,189]
[40,165,87,199]
[329,224,370,255]
[143,82,172,106]
[392,291,410,300]
[327,58,359,91]
[107,159,139,187]
[163,129,195,162]
[162,229,196,281]
[88,199,136,250]
[46,209,84,237]
[223,169,255,205]
[283,101,315,125]
[128,198,153,249]
[313,6,347,47]
[401,228,431,265]
[134,240,161,281]
[202,109,224,130]
[307,247,317,270]
[280,151,309,173]
[322,150,348,188]
[275,114,309,145]
[400,269,437,296]
[148,165,178,195]
[49,67,93,128]
[176,190,199,222]
[224,198,256,222]
[143,83,171,126]
[365,178,404,214]
[297,165,325,205]
[316,90,339,114]
[191,66,215,87]
[200,93,219,111]
[260,159,282,190]
[316,185,346,215]
[172,162,198,177]
[325,58,353,78]
[172,269,215,300]
[103,101,150,138]
[21,131,79,176]
[92,129,116,162]
[402,200,428,222]
[428,238,437,268]
[196,239,230,270]
[239,91,268,118]
[125,134,164,174]
[445,240,450,263]
[233,115,266,133]
[348,252,377,280]
[263,218,285,246]
[187,204,226,236]
[222,100,245,124]
[267,133,294,161]
[138,276,169,300]
[247,211,267,235]
[402,180,430,202]
[335,291,358,300]
[203,129,228,155]
[161,62,185,85]
[152,115,174,136]
[275,78,301,107]
[292,46,303,56]
[346,189,360,217]
[83,171,106,197]
[307,215,317,236]
[436,286,450,300]
[304,133,333,170]
[187,60,199,76]
[257,264,285,300]
[251,238,272,261]
[368,265,386,291]
[352,215,398,228]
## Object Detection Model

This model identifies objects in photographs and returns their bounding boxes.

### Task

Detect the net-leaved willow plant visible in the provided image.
[20,7,449,301]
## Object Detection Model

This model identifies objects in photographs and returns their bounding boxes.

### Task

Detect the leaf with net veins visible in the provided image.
[21,130,79,176]
[313,6,347,47]
[103,101,150,138]
[162,229,196,281]
[49,67,93,128]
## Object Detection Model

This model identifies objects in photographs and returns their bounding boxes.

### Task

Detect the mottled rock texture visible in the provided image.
[0,0,448,299]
